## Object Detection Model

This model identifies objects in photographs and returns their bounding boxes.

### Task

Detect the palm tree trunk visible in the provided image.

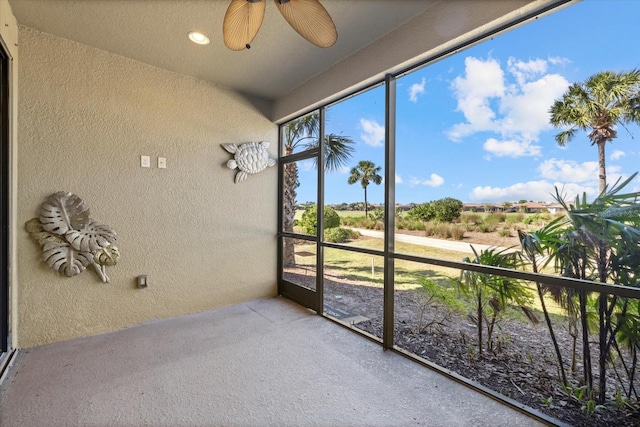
[283,156,298,267]
[364,185,368,217]
[597,141,607,193]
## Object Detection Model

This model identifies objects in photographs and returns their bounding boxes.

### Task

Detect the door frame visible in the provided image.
[0,40,10,354]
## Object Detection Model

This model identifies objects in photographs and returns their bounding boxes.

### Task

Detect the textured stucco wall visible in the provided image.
[16,27,278,348]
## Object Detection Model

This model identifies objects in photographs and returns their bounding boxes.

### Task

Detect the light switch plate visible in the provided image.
[141,155,151,168]
[158,157,167,169]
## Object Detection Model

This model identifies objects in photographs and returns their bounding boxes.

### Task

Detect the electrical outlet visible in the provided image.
[140,155,151,168]
[158,157,167,169]
[137,275,148,288]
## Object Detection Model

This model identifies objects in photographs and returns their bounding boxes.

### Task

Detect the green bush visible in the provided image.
[498,228,511,237]
[408,198,463,223]
[492,212,507,222]
[485,212,506,225]
[369,208,384,221]
[407,203,435,222]
[340,216,356,227]
[406,220,425,231]
[300,205,340,234]
[462,213,482,225]
[431,197,463,222]
[523,213,550,226]
[396,217,407,230]
[324,227,360,243]
[478,223,496,233]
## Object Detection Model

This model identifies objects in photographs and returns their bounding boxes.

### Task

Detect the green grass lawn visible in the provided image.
[292,235,567,318]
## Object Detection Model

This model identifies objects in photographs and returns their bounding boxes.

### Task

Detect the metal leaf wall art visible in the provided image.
[26,192,120,283]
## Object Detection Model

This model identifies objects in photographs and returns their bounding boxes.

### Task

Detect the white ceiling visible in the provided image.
[9,0,439,100]
[11,0,570,121]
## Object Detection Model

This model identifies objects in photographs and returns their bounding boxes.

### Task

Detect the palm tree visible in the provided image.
[549,69,640,193]
[282,113,354,267]
[347,160,382,217]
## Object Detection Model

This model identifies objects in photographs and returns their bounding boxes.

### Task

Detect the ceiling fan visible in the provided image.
[223,0,338,50]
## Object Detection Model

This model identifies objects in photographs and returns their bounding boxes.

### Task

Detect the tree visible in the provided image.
[299,205,340,234]
[431,197,463,222]
[521,174,640,404]
[549,70,640,193]
[282,113,354,267]
[347,160,382,217]
[407,198,463,223]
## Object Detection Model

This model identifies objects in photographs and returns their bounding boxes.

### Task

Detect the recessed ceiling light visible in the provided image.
[187,31,210,45]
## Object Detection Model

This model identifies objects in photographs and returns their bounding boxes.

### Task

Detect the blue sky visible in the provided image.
[295,0,640,205]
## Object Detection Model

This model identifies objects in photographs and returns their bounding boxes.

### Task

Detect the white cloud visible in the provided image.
[469,180,596,203]
[507,57,547,87]
[483,138,542,158]
[360,118,385,147]
[548,55,571,66]
[409,77,426,103]
[395,174,403,184]
[447,57,505,141]
[499,73,570,139]
[611,150,626,160]
[538,158,598,183]
[300,160,314,172]
[446,55,571,151]
[410,174,444,187]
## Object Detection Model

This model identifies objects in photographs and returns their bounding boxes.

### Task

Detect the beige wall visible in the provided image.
[16,27,278,348]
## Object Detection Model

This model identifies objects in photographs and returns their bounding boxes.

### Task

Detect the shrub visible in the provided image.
[523,213,550,226]
[300,205,340,234]
[433,223,448,238]
[324,227,359,243]
[347,229,361,239]
[369,208,384,221]
[424,222,436,236]
[396,217,407,230]
[462,213,482,225]
[361,218,376,229]
[498,229,511,237]
[408,203,435,222]
[451,225,465,240]
[408,197,463,223]
[431,197,463,222]
[407,220,425,231]
[340,217,356,227]
[478,223,496,233]
[486,212,506,224]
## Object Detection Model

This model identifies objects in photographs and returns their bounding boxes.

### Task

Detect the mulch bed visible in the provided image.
[284,267,640,426]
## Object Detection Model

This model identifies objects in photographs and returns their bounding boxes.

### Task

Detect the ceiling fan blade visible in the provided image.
[274,0,337,48]
[223,0,266,50]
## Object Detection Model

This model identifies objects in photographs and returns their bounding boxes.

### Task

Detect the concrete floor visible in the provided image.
[0,297,544,426]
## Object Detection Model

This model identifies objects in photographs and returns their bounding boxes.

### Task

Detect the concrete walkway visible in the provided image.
[351,228,513,254]
[0,297,543,426]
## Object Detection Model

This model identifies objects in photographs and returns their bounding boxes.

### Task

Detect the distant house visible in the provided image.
[396,203,416,211]
[546,204,565,214]
[463,202,566,214]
